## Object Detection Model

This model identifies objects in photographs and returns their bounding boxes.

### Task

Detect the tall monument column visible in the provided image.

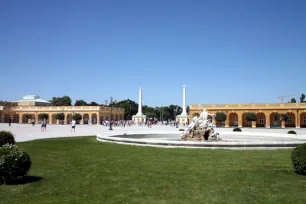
[132,88,146,122]
[181,85,187,116]
[137,88,143,115]
[176,85,188,125]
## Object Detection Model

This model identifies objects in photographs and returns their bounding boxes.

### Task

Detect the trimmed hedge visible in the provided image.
[0,131,15,146]
[291,143,306,175]
[233,128,242,132]
[0,144,32,184]
[179,129,184,131]
[245,112,257,122]
[288,130,297,134]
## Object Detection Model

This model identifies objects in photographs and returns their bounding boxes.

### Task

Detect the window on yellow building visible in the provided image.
[259,116,264,124]
[287,116,292,124]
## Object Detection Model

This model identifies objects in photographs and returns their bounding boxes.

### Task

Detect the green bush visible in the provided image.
[291,143,306,175]
[0,144,32,184]
[38,113,49,120]
[72,113,82,121]
[245,112,257,122]
[233,127,242,132]
[0,131,15,146]
[288,130,297,134]
[55,113,65,121]
[215,112,227,122]
[179,129,184,131]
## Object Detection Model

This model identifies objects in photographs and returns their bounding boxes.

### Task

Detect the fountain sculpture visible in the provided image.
[181,109,221,141]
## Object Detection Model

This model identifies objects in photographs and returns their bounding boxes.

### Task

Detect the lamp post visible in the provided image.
[105,97,117,130]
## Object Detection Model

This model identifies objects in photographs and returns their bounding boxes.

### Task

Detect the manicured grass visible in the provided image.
[1,137,306,204]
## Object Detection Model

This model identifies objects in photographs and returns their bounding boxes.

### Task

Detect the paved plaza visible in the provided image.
[1,123,306,143]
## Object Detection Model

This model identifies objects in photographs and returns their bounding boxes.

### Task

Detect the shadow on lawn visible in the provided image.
[2,176,43,185]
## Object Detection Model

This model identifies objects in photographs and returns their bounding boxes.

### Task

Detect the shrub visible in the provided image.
[291,143,306,175]
[0,131,15,146]
[233,127,242,132]
[38,113,49,120]
[55,113,65,121]
[179,129,184,131]
[72,113,82,121]
[0,144,32,184]
[245,112,257,122]
[215,112,227,122]
[288,130,297,134]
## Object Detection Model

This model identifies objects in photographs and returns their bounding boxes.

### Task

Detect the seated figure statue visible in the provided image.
[182,109,220,141]
[184,109,215,136]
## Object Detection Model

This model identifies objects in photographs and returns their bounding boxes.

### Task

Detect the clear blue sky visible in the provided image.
[1,0,305,107]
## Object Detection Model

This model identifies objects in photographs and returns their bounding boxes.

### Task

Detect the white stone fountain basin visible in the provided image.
[96,131,306,150]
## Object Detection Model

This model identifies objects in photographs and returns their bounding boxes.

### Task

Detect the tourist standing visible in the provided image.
[41,119,46,132]
[71,119,76,132]
[8,118,11,126]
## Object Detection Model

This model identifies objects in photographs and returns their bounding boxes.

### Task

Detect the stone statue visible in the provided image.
[181,109,220,141]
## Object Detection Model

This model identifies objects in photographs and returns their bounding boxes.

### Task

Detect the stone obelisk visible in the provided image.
[181,85,187,116]
[176,85,188,124]
[132,88,146,122]
[137,88,143,115]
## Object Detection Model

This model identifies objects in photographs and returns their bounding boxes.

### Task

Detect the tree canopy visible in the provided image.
[75,100,88,106]
[55,113,65,120]
[290,98,296,103]
[245,112,257,121]
[72,113,82,121]
[301,94,305,103]
[38,113,49,120]
[215,112,227,122]
[50,96,72,106]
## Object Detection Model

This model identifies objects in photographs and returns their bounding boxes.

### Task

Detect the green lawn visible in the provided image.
[1,137,306,204]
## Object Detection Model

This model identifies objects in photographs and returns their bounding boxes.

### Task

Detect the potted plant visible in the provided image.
[215,112,227,127]
[245,112,257,128]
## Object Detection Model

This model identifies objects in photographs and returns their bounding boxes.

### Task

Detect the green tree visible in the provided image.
[290,98,296,103]
[145,111,157,119]
[75,100,88,106]
[112,99,138,119]
[55,113,65,121]
[300,94,305,103]
[245,112,257,122]
[38,113,49,120]
[50,96,72,106]
[72,113,82,121]
[89,101,99,106]
[215,112,227,122]
[162,110,171,121]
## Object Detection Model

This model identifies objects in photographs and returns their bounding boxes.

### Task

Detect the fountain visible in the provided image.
[181,108,221,141]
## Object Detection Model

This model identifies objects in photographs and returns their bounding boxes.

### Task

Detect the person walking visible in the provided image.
[71,119,76,132]
[41,119,46,132]
[8,118,11,126]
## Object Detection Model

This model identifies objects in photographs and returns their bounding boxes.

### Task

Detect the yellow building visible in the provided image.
[190,103,306,128]
[0,95,124,124]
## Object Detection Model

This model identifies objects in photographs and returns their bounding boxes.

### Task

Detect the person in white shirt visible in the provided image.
[71,119,76,132]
